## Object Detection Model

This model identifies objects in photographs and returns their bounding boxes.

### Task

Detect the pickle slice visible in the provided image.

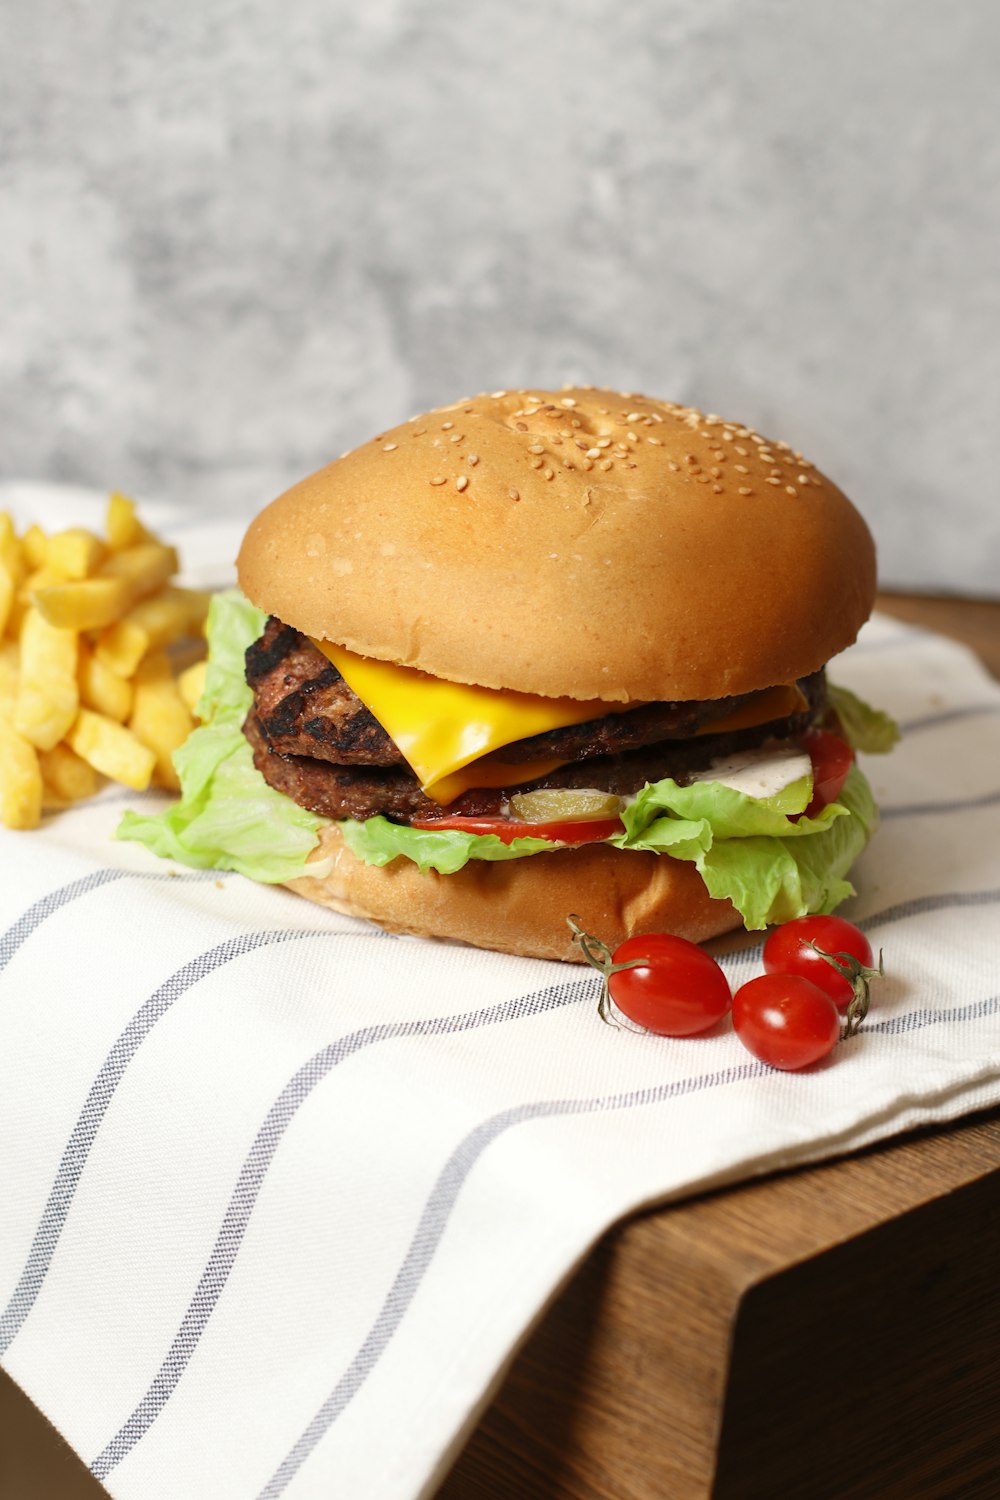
[508,788,625,822]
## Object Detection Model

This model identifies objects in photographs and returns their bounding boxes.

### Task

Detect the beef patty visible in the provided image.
[244,618,826,824]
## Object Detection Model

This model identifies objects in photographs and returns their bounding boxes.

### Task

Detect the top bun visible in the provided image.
[237,388,876,703]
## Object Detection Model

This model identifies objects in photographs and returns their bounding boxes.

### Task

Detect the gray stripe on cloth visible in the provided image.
[0,928,318,1357]
[257,988,1000,1498]
[899,703,1000,735]
[0,868,216,977]
[881,788,1000,819]
[89,977,595,1479]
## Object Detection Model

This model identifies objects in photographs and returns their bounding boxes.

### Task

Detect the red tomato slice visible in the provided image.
[409,814,623,846]
[799,729,854,818]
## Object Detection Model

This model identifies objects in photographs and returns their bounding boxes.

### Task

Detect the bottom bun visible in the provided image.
[284,823,742,962]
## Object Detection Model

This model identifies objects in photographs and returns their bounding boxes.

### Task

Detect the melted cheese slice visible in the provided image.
[694,682,808,735]
[311,640,607,803]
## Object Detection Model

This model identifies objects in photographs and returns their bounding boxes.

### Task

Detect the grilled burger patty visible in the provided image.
[244,618,827,824]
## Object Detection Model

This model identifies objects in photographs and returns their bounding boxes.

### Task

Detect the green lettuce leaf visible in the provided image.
[342,815,557,874]
[116,591,329,882]
[828,682,900,753]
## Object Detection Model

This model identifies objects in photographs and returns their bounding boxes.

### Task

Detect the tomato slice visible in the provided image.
[799,729,854,818]
[409,814,623,845]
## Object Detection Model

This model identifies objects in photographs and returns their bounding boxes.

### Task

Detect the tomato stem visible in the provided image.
[806,940,885,1039]
[566,914,646,1026]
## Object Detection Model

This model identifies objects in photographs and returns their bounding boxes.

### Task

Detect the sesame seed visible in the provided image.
[712,483,723,493]
[382,442,397,452]
[429,476,446,486]
[627,431,638,441]
[544,468,554,480]
[734,464,749,473]
[468,453,480,466]
[441,421,454,430]
[738,486,753,495]
[515,421,528,432]
[713,450,726,460]
[586,447,601,458]
[508,487,520,500]
[647,437,661,444]
[528,442,545,453]
[491,390,507,398]
[766,477,781,486]
[530,457,544,469]
[722,430,735,441]
[668,461,680,472]
[596,438,612,447]
[685,454,698,464]
[625,411,641,421]
[785,485,798,496]
[735,445,748,456]
[450,434,463,443]
[752,434,766,445]
[599,459,613,471]
[797,474,808,484]
[456,476,469,492]
[413,428,426,437]
[709,466,721,478]
[582,459,594,471]
[551,435,563,445]
[561,397,577,407]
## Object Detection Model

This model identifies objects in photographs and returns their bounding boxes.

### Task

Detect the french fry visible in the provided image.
[94,585,209,677]
[0,721,43,830]
[22,524,48,571]
[0,513,25,636]
[106,492,155,551]
[0,640,18,713]
[14,607,79,751]
[78,639,133,722]
[177,659,208,716]
[47,527,107,581]
[38,743,99,804]
[4,499,205,820]
[66,708,156,791]
[32,542,178,631]
[129,652,194,790]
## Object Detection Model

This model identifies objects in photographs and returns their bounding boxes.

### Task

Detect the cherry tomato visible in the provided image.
[410,814,622,846]
[800,729,854,818]
[607,934,732,1036]
[732,973,840,1070]
[763,914,873,1011]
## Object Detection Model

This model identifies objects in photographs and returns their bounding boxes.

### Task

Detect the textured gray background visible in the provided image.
[2,0,998,592]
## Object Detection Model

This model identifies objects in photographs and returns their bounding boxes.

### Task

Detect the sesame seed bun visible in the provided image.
[237,387,876,703]
[285,822,741,962]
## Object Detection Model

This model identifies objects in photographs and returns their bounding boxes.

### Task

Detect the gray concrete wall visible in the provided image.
[2,0,998,592]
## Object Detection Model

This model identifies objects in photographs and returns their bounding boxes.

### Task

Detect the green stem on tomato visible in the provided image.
[806,940,885,1040]
[566,914,647,1026]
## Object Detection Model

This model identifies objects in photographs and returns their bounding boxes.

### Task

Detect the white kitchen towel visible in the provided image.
[1,484,999,1500]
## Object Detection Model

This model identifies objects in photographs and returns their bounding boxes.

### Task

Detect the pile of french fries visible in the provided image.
[0,494,210,829]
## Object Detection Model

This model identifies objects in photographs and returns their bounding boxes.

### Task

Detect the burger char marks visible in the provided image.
[246,616,809,768]
[246,617,399,766]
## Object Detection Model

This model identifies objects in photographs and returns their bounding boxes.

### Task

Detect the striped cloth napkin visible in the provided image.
[2,484,999,1500]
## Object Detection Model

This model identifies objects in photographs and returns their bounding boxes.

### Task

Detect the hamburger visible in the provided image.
[120,387,896,961]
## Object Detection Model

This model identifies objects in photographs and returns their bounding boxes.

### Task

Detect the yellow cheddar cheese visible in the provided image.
[312,640,605,804]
